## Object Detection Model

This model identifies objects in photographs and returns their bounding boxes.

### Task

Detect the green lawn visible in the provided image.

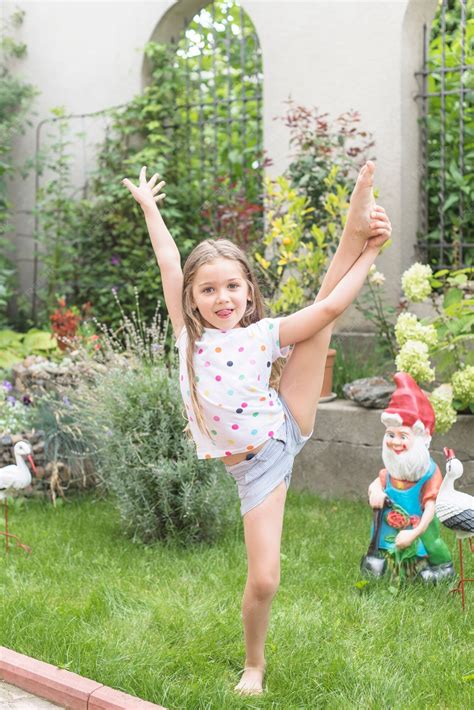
[0,490,472,709]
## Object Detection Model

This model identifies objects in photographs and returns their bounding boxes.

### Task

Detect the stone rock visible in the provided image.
[343,376,395,409]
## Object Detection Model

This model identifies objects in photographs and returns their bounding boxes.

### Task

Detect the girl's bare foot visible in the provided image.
[234,665,266,695]
[345,160,376,242]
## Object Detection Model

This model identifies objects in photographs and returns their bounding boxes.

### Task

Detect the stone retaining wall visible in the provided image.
[293,400,473,499]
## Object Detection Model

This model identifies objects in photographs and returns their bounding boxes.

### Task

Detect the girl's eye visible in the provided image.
[202,284,239,293]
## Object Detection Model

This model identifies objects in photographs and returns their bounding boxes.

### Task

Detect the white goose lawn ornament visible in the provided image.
[0,440,38,554]
[435,448,474,610]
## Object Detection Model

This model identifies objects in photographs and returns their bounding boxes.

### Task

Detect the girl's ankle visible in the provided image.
[244,662,266,672]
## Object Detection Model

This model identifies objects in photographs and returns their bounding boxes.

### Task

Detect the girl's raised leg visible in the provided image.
[234,480,287,695]
[278,324,334,436]
[278,161,378,435]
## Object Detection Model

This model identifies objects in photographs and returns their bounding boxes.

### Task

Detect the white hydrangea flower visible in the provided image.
[394,312,438,348]
[395,340,435,383]
[368,266,386,287]
[401,263,433,302]
[429,386,457,434]
[451,365,474,408]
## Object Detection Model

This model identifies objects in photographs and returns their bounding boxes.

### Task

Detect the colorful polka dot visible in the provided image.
[204,454,212,459]
[238,347,245,352]
[215,375,222,381]
[227,361,233,366]
[213,415,220,422]
[269,400,274,407]
[269,323,274,330]
[198,348,204,354]
[259,396,266,401]
[215,347,222,353]
[252,412,259,417]
[180,375,183,381]
[267,361,271,368]
[227,389,234,396]
[268,430,274,437]
[236,408,243,414]
[205,361,211,367]
[225,451,232,456]
[239,374,245,380]
[246,445,254,451]
[250,359,256,365]
[211,430,217,435]
[241,402,248,408]
[251,429,258,435]
[231,424,239,430]
[228,439,235,445]
[260,345,266,351]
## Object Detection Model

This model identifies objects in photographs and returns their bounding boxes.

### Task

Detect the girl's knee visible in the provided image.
[249,572,280,600]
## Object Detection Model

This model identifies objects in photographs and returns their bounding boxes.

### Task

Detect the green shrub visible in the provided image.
[77,361,238,546]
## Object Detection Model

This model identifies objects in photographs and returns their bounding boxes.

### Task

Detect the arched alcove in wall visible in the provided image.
[143,0,264,249]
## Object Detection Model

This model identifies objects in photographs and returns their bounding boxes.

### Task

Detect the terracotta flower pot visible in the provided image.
[320,347,337,399]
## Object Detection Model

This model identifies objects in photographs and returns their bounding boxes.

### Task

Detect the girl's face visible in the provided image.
[191,257,250,330]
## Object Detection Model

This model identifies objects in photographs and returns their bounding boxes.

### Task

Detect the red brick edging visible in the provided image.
[0,647,167,709]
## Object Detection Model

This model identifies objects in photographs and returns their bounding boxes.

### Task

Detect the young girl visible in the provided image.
[123,163,391,695]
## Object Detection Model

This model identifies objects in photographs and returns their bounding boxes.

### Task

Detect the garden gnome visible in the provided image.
[365,373,455,582]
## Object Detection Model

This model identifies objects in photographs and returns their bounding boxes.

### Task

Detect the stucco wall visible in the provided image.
[6,0,438,327]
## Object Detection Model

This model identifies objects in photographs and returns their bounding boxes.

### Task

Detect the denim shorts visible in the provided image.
[224,394,313,516]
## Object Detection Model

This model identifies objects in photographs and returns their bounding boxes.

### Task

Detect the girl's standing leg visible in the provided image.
[234,162,388,695]
[234,480,287,695]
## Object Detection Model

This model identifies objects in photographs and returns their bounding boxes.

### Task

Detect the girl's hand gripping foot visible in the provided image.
[367,204,392,249]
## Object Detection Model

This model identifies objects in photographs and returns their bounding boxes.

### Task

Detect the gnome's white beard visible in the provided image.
[382,435,431,481]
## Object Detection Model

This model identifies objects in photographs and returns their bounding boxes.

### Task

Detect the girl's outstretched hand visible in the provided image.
[366,205,392,249]
[122,166,166,210]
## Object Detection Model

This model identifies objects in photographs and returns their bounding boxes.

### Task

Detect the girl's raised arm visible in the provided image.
[123,166,184,338]
[279,242,385,348]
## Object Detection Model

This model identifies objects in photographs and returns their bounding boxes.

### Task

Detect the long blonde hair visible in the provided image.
[181,238,287,439]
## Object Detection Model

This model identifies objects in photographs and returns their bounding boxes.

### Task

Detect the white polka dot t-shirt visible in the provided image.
[174,318,291,459]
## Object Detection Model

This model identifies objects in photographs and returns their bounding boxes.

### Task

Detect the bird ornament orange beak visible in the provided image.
[443,447,455,461]
[27,455,38,476]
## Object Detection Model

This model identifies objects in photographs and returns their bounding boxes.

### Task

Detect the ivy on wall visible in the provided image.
[0,9,37,328]
[422,0,474,267]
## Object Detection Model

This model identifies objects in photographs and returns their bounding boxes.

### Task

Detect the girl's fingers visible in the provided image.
[148,173,160,188]
[122,178,135,191]
[370,220,390,230]
[155,193,166,202]
[152,180,166,195]
[139,166,147,184]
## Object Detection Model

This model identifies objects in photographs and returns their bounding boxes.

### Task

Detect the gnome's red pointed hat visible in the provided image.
[381,372,435,435]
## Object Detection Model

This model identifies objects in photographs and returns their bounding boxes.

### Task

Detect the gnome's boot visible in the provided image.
[418,561,456,584]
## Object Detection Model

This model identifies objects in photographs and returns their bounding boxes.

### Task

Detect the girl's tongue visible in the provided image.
[217,309,233,317]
